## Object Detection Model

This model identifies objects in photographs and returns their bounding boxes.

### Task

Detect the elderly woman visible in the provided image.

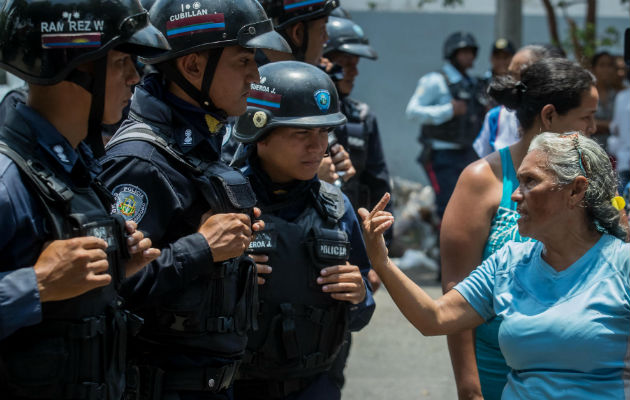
[360,132,629,399]
[442,57,598,399]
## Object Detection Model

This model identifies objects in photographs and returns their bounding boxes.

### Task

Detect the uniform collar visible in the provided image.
[15,104,80,174]
[138,74,225,156]
[443,61,475,85]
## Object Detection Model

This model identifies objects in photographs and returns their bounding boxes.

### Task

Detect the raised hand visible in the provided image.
[357,192,394,271]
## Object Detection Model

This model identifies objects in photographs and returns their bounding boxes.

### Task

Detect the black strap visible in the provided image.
[86,57,108,158]
[155,50,227,119]
[279,303,300,360]
[0,142,72,238]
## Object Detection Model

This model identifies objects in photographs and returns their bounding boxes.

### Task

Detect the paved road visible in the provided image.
[342,268,457,399]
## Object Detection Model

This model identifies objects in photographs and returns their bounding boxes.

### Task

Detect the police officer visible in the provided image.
[258,0,338,65]
[405,31,486,219]
[323,15,393,244]
[98,0,291,398]
[222,0,355,190]
[0,0,167,397]
[322,14,391,389]
[231,61,375,400]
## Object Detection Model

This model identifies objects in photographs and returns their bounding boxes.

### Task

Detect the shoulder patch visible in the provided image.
[111,184,148,223]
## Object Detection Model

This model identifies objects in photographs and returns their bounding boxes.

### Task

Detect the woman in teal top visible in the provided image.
[361,131,629,399]
[441,58,598,399]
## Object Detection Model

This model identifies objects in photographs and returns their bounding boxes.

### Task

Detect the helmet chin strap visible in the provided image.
[156,48,227,121]
[65,57,108,157]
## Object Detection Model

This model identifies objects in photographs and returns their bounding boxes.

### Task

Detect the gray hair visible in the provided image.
[528,132,626,240]
[520,45,552,64]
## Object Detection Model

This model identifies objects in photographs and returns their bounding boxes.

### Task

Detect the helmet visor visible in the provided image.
[239,20,291,53]
[118,15,171,57]
[336,43,377,60]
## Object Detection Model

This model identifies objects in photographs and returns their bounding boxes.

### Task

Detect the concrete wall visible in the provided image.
[347,11,629,184]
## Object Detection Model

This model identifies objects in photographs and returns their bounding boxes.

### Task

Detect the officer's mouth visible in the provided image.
[302,159,321,168]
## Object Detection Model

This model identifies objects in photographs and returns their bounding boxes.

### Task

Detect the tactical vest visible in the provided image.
[0,115,132,400]
[337,98,371,210]
[238,181,349,385]
[105,119,258,393]
[420,71,486,147]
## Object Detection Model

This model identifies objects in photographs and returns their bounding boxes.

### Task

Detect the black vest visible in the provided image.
[420,71,486,147]
[0,112,132,400]
[106,122,258,359]
[336,98,371,210]
[238,181,349,382]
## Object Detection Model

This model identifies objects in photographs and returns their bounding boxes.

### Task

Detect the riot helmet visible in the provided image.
[443,32,478,60]
[142,0,291,118]
[233,61,346,143]
[323,17,377,60]
[0,0,169,85]
[261,0,338,62]
[0,0,170,156]
[261,0,339,31]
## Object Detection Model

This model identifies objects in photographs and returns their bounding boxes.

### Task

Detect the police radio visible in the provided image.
[69,213,130,287]
[327,131,345,188]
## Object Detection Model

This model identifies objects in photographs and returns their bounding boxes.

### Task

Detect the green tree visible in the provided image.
[413,0,628,65]
[541,0,626,66]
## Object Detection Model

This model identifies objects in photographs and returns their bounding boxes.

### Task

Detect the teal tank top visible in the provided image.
[481,147,530,260]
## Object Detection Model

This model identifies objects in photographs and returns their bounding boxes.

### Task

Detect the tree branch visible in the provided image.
[541,0,562,47]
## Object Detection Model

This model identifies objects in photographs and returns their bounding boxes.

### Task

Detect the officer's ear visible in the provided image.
[174,52,206,86]
[286,22,305,48]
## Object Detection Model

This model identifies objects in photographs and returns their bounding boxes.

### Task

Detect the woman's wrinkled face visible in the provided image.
[511,150,572,240]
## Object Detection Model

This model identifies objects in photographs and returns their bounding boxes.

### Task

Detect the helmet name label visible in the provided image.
[40,11,105,33]
[166,12,224,38]
[40,20,104,33]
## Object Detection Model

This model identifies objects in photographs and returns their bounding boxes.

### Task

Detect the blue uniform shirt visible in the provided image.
[0,104,98,338]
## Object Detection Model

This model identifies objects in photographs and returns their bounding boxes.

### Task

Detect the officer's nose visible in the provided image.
[247,62,260,84]
[127,57,140,86]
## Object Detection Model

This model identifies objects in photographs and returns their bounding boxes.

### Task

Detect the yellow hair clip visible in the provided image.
[612,196,626,211]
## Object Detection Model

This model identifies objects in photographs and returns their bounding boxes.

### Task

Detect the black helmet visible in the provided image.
[0,0,170,157]
[233,61,346,143]
[323,17,377,60]
[443,31,478,60]
[142,0,290,64]
[260,0,339,31]
[0,0,170,85]
[142,0,290,119]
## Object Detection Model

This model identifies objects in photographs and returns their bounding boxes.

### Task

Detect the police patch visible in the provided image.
[111,184,148,223]
[314,89,330,112]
